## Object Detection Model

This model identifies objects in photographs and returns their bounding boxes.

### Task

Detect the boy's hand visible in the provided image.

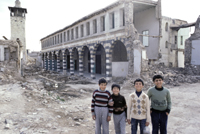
[108,101,114,106]
[127,119,131,125]
[166,112,169,116]
[92,115,96,120]
[145,122,149,126]
[107,116,111,122]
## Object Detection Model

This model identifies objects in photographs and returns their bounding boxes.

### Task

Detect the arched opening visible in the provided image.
[42,54,45,69]
[54,52,57,71]
[45,53,48,70]
[95,44,106,75]
[65,49,70,72]
[112,40,128,77]
[59,50,63,72]
[49,52,52,70]
[83,46,91,73]
[72,48,79,71]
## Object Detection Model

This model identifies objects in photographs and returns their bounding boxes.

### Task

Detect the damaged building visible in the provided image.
[0,39,22,74]
[185,15,200,75]
[40,0,190,80]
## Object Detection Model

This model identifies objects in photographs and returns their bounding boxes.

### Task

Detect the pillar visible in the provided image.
[90,49,96,79]
[48,53,51,71]
[62,50,67,75]
[105,45,112,81]
[56,51,60,72]
[70,50,74,75]
[52,52,54,71]
[78,48,83,76]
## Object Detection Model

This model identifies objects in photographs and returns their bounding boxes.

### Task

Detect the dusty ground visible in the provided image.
[0,76,200,134]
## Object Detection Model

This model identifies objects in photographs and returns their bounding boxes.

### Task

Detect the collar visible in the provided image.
[155,86,163,91]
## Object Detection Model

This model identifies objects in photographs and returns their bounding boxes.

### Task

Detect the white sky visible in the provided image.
[0,0,199,51]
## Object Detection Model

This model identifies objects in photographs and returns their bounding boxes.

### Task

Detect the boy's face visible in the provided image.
[99,83,107,91]
[134,82,144,92]
[154,78,163,88]
[112,87,120,95]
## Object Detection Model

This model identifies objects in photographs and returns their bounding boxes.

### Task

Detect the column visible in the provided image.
[105,47,112,81]
[78,49,83,76]
[62,50,67,75]
[48,53,51,71]
[44,54,46,70]
[56,51,60,72]
[70,50,74,75]
[52,52,54,71]
[90,49,96,79]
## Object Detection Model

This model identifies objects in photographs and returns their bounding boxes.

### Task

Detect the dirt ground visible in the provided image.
[0,76,200,134]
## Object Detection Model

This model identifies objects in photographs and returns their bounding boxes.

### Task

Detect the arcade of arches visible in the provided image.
[42,40,129,80]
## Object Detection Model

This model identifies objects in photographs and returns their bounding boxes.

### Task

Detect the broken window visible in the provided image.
[110,12,115,29]
[175,36,177,44]
[64,32,66,42]
[67,30,70,41]
[165,22,168,31]
[93,19,97,34]
[142,30,149,47]
[81,25,84,37]
[60,33,62,43]
[120,8,125,26]
[181,36,183,45]
[165,41,168,48]
[100,16,105,32]
[75,27,78,39]
[71,29,74,40]
[87,22,90,36]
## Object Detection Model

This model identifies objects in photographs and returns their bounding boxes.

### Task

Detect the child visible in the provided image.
[110,84,127,134]
[91,77,113,134]
[147,75,171,134]
[127,78,151,134]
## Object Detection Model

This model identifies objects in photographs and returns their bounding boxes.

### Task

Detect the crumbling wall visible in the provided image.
[184,15,200,75]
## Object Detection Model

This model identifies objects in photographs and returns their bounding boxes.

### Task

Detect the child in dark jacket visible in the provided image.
[110,84,127,134]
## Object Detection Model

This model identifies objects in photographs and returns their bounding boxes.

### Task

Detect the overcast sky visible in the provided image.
[0,0,199,51]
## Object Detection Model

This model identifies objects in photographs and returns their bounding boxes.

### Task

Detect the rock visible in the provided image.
[4,124,10,129]
[75,122,81,126]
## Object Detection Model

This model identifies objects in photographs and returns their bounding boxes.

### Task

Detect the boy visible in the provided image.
[147,75,171,134]
[127,78,150,134]
[110,84,127,134]
[91,77,113,134]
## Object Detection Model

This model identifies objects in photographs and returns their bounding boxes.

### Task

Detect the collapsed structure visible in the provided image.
[40,0,190,80]
[185,15,200,75]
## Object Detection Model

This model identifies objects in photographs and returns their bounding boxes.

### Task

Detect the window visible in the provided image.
[93,19,97,34]
[60,33,62,43]
[57,35,59,43]
[55,36,56,44]
[181,36,183,45]
[175,36,177,44]
[67,30,70,41]
[142,30,149,47]
[64,32,66,42]
[100,16,105,32]
[199,22,200,28]
[87,22,90,36]
[110,12,115,29]
[120,8,125,26]
[71,29,74,40]
[165,41,168,48]
[76,27,78,39]
[165,22,168,31]
[81,25,84,37]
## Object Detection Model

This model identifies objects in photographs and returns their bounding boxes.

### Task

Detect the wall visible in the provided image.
[134,7,159,59]
[134,49,141,76]
[112,62,128,77]
[178,51,184,67]
[178,28,190,49]
[0,46,4,61]
[191,40,200,65]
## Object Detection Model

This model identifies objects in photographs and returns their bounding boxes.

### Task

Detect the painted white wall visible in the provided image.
[134,49,141,75]
[134,7,159,59]
[178,28,190,49]
[191,40,200,65]
[112,62,128,77]
[178,51,184,67]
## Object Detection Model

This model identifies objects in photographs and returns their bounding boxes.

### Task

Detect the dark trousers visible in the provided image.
[151,110,168,134]
[131,118,146,134]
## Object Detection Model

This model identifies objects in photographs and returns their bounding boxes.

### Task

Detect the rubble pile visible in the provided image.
[124,64,200,90]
